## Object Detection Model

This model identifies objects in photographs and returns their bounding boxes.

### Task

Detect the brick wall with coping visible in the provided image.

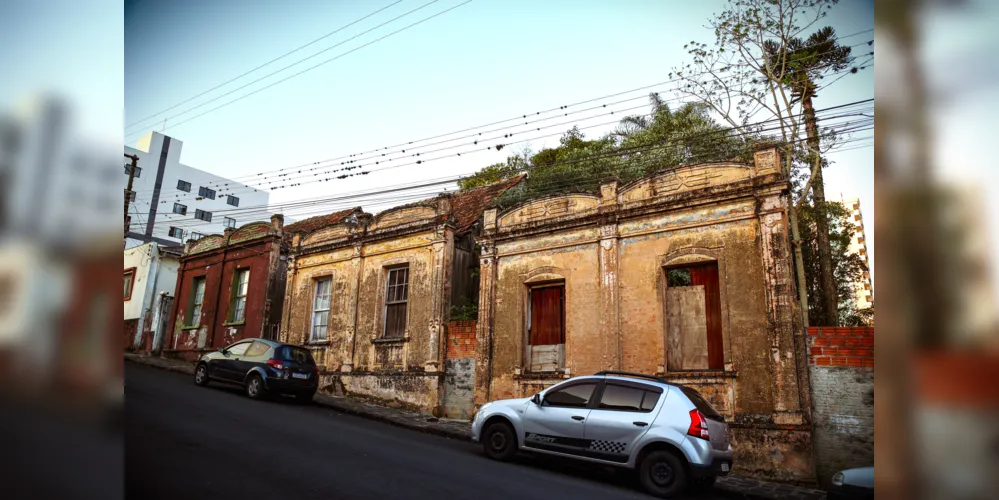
[808,326,874,367]
[807,326,874,487]
[446,321,478,359]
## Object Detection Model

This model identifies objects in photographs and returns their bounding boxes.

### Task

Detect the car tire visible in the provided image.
[688,476,716,493]
[639,450,688,498]
[295,392,314,403]
[482,422,517,462]
[245,373,266,400]
[194,363,210,387]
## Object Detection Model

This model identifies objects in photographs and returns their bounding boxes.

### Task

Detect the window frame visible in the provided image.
[168,226,184,239]
[227,268,250,324]
[191,232,205,241]
[177,180,192,192]
[194,209,212,222]
[123,267,137,301]
[663,260,724,371]
[198,186,216,199]
[382,265,410,339]
[172,203,187,215]
[186,276,207,327]
[310,277,333,343]
[525,281,566,372]
[223,217,236,228]
[226,195,239,207]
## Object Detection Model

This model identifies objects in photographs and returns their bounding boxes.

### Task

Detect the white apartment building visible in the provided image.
[124,131,270,248]
[841,197,874,311]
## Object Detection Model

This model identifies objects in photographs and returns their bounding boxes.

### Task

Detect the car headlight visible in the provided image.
[831,472,844,487]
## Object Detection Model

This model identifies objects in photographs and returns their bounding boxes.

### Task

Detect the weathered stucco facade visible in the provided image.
[474,149,814,482]
[280,179,521,414]
[165,215,287,360]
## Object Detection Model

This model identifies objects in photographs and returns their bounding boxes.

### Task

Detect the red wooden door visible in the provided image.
[530,286,564,346]
[690,264,723,370]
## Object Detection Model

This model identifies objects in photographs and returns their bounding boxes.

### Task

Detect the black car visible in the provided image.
[194,338,319,402]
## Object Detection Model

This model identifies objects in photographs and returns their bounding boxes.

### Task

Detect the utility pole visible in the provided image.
[124,153,138,245]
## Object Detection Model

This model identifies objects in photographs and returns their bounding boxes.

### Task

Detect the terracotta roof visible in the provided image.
[450,174,525,234]
[283,207,362,235]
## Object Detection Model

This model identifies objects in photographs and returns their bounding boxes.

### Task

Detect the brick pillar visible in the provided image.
[474,239,497,406]
[598,223,621,370]
[343,242,363,372]
[426,225,453,372]
[757,189,805,423]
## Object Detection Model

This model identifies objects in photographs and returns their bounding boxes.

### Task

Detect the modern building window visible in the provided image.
[186,277,206,326]
[223,217,236,228]
[311,277,333,342]
[168,227,184,239]
[198,186,216,199]
[226,195,239,207]
[195,209,212,222]
[665,262,723,371]
[123,268,136,300]
[191,232,205,240]
[527,283,565,372]
[173,203,187,215]
[177,180,191,192]
[229,268,250,323]
[124,164,141,178]
[383,266,409,338]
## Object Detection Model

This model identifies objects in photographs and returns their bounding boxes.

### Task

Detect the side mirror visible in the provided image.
[531,394,542,406]
[219,347,228,356]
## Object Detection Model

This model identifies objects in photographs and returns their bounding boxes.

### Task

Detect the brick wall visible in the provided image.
[443,321,478,420]
[808,326,874,367]
[446,321,478,359]
[807,326,874,486]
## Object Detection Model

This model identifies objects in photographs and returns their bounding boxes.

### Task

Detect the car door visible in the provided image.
[583,381,665,462]
[216,341,252,381]
[522,381,598,456]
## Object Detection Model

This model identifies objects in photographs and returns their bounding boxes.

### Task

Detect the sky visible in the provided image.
[123,0,875,269]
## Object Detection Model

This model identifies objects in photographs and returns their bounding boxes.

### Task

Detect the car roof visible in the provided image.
[570,374,677,391]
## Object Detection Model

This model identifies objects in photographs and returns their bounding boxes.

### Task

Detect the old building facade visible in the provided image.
[165,215,287,360]
[473,149,815,482]
[280,179,521,414]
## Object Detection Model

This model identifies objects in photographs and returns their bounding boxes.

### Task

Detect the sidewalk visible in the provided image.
[124,353,826,500]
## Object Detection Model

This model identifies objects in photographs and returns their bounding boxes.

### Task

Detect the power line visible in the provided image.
[124,0,474,140]
[124,1,405,130]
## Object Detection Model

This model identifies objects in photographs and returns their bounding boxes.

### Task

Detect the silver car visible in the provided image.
[471,371,733,498]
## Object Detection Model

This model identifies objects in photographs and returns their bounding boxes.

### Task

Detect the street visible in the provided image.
[126,363,727,500]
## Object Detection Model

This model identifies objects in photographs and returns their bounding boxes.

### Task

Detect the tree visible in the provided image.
[670,0,857,327]
[763,26,853,326]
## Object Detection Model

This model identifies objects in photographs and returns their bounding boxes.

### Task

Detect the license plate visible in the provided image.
[292,372,309,380]
[721,463,730,472]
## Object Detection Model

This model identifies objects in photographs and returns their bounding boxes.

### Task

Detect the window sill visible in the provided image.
[307,339,329,346]
[372,336,410,345]
[223,320,246,327]
[181,325,201,331]
[659,370,738,379]
[514,371,569,380]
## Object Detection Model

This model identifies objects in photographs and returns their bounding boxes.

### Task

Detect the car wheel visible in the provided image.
[245,374,266,400]
[639,450,688,498]
[482,422,517,462]
[688,476,716,493]
[194,364,210,387]
[295,392,314,403]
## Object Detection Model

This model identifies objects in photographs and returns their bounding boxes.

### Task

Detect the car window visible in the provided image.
[280,346,316,366]
[640,391,661,411]
[244,341,270,358]
[226,342,251,356]
[544,383,597,408]
[679,386,723,421]
[598,384,649,412]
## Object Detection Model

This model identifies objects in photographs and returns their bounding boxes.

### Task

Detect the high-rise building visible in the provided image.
[124,132,271,248]
[841,197,874,312]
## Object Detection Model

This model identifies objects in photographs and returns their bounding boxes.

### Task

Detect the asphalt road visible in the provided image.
[126,362,726,500]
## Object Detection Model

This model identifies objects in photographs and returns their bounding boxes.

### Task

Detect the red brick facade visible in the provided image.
[807,326,874,368]
[446,321,477,359]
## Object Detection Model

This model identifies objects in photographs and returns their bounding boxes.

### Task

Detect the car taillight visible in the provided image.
[267,359,285,370]
[687,409,710,440]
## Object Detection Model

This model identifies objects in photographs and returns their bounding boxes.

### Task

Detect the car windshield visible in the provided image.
[678,386,724,421]
[280,346,316,365]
